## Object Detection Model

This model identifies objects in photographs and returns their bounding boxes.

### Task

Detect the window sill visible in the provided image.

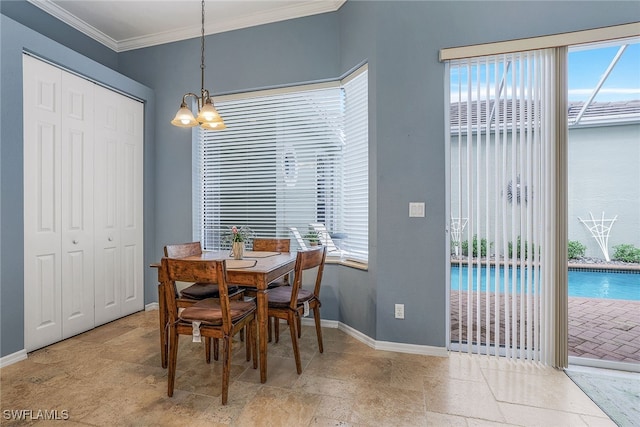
[325,255,368,271]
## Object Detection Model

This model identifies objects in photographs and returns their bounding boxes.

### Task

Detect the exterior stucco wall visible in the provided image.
[450,123,640,259]
[568,124,640,258]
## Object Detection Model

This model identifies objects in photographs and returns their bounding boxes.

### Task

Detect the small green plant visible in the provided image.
[461,235,489,257]
[508,236,527,259]
[568,240,586,260]
[612,244,640,263]
[303,231,320,245]
[507,236,540,260]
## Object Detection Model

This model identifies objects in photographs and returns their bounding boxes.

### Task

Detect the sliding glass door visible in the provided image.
[446,49,567,365]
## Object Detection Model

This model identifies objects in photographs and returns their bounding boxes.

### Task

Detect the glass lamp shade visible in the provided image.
[171,104,198,127]
[196,100,221,124]
[200,119,226,131]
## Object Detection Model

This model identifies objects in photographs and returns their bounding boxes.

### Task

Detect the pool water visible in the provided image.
[450,265,640,301]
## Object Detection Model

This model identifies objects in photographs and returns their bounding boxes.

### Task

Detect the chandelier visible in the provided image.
[171,0,226,130]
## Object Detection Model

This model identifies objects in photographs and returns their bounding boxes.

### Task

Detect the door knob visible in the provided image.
[108,237,113,242]
[72,239,78,244]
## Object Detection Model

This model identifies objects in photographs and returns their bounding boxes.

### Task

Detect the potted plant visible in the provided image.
[225,226,255,259]
[303,231,320,246]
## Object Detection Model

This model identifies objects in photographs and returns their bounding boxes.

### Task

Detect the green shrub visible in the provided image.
[568,240,586,260]
[612,244,640,263]
[461,235,489,257]
[507,236,538,259]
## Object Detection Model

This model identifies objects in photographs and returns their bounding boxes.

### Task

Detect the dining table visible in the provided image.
[153,250,297,383]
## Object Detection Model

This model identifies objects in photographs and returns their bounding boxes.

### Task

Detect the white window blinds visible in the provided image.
[193,67,368,261]
[342,68,369,262]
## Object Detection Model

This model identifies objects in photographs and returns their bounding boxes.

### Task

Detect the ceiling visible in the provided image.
[27,0,345,52]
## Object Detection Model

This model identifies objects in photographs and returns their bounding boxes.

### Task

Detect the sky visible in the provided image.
[568,41,640,103]
[448,39,640,104]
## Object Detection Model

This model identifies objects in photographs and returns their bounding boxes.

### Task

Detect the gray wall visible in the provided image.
[2,0,639,358]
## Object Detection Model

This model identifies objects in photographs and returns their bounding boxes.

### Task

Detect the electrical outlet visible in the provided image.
[395,303,404,319]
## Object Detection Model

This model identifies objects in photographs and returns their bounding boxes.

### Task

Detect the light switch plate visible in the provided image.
[409,202,425,217]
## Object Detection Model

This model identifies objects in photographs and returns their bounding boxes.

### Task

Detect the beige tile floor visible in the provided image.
[0,310,616,426]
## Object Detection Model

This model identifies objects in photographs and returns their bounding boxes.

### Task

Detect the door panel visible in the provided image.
[94,86,144,322]
[94,89,122,325]
[61,71,95,338]
[23,55,63,351]
[119,95,144,316]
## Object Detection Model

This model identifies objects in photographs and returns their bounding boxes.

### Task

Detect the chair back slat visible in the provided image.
[165,258,218,283]
[164,242,202,258]
[253,238,290,252]
[290,245,327,309]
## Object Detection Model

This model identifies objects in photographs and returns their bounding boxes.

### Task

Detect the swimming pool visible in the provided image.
[450,265,640,301]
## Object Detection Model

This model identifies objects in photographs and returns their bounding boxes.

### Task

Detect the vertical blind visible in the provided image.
[448,49,564,365]
[193,67,368,261]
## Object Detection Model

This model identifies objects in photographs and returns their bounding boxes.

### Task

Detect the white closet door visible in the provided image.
[118,92,144,317]
[94,86,143,325]
[60,71,95,337]
[23,55,63,351]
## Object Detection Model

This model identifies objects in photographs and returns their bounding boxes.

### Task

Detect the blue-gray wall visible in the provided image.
[1,0,638,358]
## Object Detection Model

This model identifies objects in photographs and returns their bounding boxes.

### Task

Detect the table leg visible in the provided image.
[256,289,268,383]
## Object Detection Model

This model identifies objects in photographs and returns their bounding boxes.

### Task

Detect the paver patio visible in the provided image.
[450,291,640,363]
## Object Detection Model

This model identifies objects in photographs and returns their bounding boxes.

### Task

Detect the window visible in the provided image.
[193,66,368,262]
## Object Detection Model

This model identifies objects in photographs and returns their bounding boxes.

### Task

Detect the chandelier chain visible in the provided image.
[170,0,225,130]
[200,0,205,94]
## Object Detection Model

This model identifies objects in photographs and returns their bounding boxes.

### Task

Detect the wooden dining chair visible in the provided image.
[267,245,327,374]
[164,242,245,301]
[245,238,292,341]
[161,257,257,405]
[159,242,245,368]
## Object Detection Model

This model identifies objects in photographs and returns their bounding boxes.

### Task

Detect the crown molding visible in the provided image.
[27,0,119,51]
[28,0,346,53]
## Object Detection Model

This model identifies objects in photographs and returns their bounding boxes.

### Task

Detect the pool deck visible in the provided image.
[451,292,640,364]
[568,296,640,363]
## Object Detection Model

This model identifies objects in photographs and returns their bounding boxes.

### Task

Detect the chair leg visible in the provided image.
[297,315,302,338]
[268,317,272,342]
[167,330,179,397]
[221,336,232,405]
[213,338,219,361]
[205,337,212,364]
[158,286,168,369]
[289,312,302,374]
[313,307,323,353]
[245,322,251,361]
[274,317,280,343]
[251,318,258,369]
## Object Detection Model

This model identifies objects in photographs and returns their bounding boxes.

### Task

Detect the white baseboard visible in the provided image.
[0,349,27,368]
[301,318,448,358]
[145,302,159,311]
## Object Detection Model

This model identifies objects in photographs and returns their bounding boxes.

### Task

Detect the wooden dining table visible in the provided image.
[153,250,297,383]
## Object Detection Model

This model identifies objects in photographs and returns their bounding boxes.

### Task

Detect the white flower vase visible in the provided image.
[232,242,244,260]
